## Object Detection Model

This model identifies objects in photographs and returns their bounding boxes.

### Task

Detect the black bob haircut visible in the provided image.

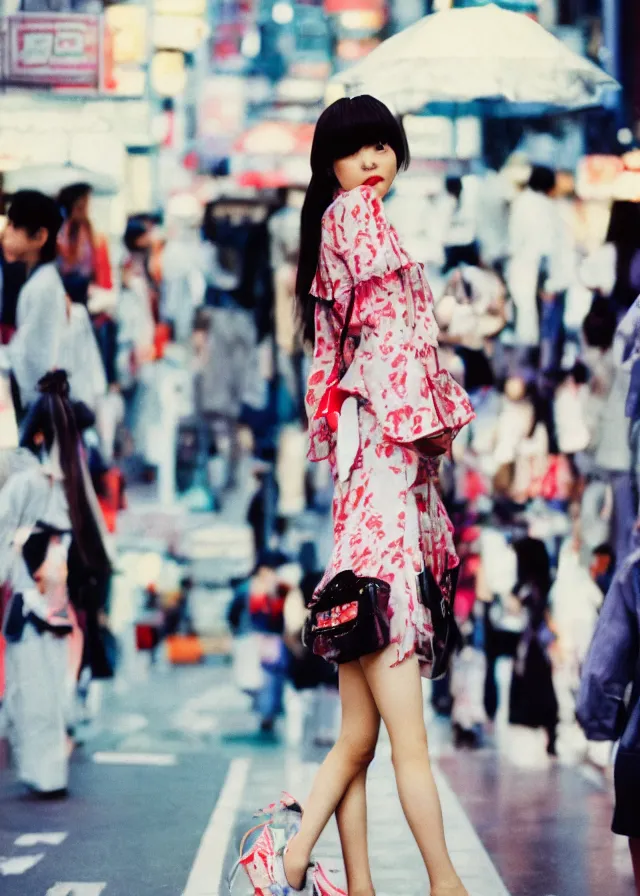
[295,95,410,344]
[8,190,63,264]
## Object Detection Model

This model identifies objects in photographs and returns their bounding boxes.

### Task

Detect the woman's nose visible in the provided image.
[360,149,378,169]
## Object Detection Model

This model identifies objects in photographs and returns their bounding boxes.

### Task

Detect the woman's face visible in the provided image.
[72,194,90,222]
[333,142,398,199]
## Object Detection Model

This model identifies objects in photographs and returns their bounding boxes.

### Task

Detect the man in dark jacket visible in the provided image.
[577,551,640,894]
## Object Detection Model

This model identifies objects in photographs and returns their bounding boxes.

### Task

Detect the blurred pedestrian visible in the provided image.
[578,548,640,895]
[507,166,571,357]
[57,183,117,386]
[509,537,559,756]
[0,242,26,346]
[440,176,480,273]
[0,371,111,795]
[0,191,65,415]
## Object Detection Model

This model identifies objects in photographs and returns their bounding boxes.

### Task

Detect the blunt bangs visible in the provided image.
[310,95,410,175]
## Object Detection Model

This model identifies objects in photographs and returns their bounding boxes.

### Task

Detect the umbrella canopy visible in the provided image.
[333,4,618,116]
[4,163,119,197]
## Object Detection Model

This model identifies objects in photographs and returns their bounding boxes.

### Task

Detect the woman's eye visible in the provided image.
[376,142,387,152]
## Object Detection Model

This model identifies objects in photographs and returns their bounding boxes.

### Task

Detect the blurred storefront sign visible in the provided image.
[153,16,210,53]
[4,14,100,88]
[103,4,147,97]
[151,51,187,97]
[155,0,207,14]
[0,97,126,184]
[335,37,380,63]
[576,154,640,202]
[404,114,481,160]
[106,6,146,65]
[231,122,313,187]
[325,0,384,11]
[276,77,326,104]
[198,74,247,164]
[234,121,314,155]
[211,0,257,71]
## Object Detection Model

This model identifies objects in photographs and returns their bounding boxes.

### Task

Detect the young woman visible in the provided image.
[236,96,473,896]
[57,183,117,388]
[0,370,111,794]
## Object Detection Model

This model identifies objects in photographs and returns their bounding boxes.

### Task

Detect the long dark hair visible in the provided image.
[514,536,551,618]
[20,370,111,575]
[57,182,94,267]
[606,200,640,310]
[295,95,410,344]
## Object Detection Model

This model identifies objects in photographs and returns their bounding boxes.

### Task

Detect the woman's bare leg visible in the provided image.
[360,646,465,894]
[284,662,380,890]
[336,768,376,896]
[630,838,640,895]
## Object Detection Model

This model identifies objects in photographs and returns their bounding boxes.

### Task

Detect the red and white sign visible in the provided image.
[6,14,100,88]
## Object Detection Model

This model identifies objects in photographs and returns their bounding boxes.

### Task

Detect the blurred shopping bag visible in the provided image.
[232,632,263,693]
[166,634,203,665]
[135,610,164,651]
[0,374,18,449]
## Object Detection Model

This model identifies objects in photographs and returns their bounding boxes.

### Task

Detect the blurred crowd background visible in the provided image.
[0,0,640,794]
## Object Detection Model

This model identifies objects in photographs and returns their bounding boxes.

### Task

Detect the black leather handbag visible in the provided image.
[302,570,391,665]
[417,564,461,680]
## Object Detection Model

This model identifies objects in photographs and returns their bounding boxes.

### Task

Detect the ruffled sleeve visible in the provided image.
[330,188,473,445]
[305,298,341,462]
[325,184,405,286]
[306,184,474,456]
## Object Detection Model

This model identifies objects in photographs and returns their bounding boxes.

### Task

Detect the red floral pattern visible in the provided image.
[305,184,474,676]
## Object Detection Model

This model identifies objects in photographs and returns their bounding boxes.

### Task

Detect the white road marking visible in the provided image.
[182,757,251,896]
[0,854,45,875]
[434,767,512,896]
[92,752,177,767]
[46,885,107,896]
[15,832,68,847]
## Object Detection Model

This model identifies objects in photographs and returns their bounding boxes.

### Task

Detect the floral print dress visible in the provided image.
[305,184,474,676]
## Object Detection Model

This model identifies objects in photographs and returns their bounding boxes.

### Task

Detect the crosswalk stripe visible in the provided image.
[46,885,107,895]
[15,833,68,847]
[182,758,251,896]
[92,752,177,767]
[0,854,45,876]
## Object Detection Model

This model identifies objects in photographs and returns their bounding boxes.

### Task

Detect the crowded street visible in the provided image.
[0,638,636,896]
[1,0,640,895]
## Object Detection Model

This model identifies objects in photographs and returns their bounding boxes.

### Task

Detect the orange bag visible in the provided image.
[166,634,204,665]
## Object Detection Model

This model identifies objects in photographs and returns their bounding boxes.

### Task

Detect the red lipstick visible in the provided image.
[363,176,384,187]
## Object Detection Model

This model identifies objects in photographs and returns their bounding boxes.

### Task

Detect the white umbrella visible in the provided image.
[333,4,618,115]
[4,163,119,197]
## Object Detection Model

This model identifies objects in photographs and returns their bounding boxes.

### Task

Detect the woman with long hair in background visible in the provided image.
[235,95,473,896]
[0,370,111,795]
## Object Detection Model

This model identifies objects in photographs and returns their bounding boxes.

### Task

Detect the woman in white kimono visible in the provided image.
[0,370,111,795]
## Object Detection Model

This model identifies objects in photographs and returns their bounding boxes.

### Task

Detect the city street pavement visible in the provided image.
[0,659,636,896]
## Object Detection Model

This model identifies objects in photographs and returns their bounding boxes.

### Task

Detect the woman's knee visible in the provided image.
[336,731,378,770]
[389,729,429,771]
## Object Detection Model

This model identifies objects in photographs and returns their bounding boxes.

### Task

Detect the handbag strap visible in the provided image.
[338,287,356,376]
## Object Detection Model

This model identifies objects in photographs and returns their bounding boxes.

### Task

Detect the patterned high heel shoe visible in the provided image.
[229,793,306,894]
[229,794,347,896]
